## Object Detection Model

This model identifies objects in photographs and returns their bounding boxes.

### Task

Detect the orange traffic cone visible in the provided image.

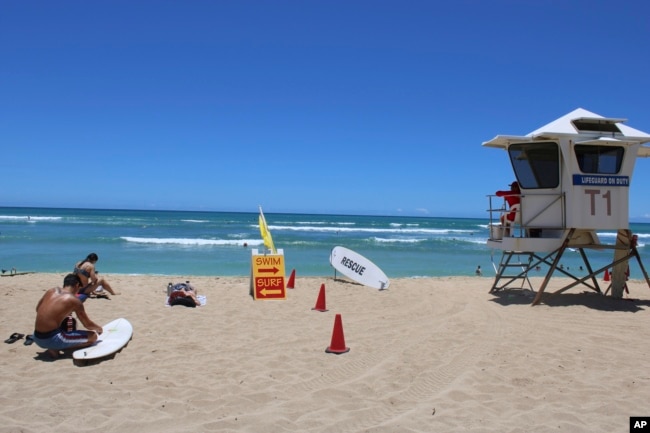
[287,269,296,289]
[325,314,350,354]
[312,283,328,312]
[604,269,610,281]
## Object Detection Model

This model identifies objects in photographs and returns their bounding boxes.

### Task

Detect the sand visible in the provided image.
[2,272,650,433]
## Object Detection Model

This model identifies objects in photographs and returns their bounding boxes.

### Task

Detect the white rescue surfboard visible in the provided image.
[330,246,390,290]
[73,318,133,361]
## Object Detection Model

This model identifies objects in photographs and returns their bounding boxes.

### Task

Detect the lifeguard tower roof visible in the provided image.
[484,108,650,156]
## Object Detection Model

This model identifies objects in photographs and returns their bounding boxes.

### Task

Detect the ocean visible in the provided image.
[1,207,649,279]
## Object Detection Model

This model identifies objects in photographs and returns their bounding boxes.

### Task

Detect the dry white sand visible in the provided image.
[2,273,650,432]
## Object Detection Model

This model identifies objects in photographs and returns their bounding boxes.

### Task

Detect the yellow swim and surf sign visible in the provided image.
[251,207,286,300]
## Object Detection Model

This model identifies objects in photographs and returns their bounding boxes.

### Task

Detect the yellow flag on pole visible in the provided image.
[258,206,276,253]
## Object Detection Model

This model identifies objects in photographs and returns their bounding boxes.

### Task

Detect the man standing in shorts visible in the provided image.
[32,273,103,359]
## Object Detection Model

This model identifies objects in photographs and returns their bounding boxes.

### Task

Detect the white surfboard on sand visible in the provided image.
[330,246,390,290]
[73,318,133,361]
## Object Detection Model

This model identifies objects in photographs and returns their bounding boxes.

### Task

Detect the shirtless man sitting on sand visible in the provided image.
[32,273,103,359]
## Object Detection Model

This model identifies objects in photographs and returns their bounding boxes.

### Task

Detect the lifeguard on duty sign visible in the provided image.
[250,249,286,300]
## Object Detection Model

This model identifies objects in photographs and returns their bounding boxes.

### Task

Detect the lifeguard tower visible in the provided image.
[485,108,650,305]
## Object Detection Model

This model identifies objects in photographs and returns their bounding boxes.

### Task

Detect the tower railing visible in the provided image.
[486,192,565,240]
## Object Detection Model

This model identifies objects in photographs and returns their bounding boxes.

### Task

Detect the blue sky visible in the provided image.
[2,1,650,219]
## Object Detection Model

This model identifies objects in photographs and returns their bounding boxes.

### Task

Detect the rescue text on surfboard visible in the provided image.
[340,256,366,276]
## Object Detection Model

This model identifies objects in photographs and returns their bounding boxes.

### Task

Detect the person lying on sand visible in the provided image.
[168,283,201,307]
[32,273,103,359]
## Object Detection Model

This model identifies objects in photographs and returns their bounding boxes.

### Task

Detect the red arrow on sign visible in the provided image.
[258,267,279,274]
[260,288,283,296]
